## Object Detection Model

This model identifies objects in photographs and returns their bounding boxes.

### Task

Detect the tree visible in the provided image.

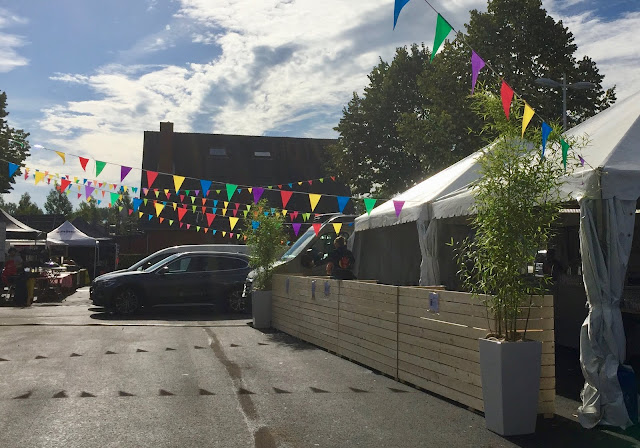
[0,195,17,214]
[15,193,43,215]
[73,200,109,226]
[245,199,286,290]
[329,0,614,196]
[44,185,73,217]
[0,92,31,193]
[108,190,138,235]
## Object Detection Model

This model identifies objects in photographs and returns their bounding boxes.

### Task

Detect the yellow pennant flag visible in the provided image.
[34,171,45,185]
[138,212,143,218]
[298,182,303,186]
[222,231,227,237]
[124,186,128,192]
[55,151,66,164]
[248,188,253,194]
[229,217,239,231]
[281,209,287,217]
[522,102,535,137]
[154,202,165,217]
[309,194,322,212]
[332,223,343,234]
[172,203,177,211]
[224,201,229,208]
[173,175,185,191]
[222,208,227,216]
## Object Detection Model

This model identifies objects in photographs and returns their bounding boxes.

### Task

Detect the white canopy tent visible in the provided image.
[47,221,99,277]
[352,90,640,428]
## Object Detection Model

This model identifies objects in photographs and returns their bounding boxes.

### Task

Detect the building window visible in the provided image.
[209,148,227,157]
[254,151,272,158]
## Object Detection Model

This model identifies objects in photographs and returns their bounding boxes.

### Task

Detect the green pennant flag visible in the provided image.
[319,178,324,183]
[95,161,107,176]
[216,189,221,194]
[110,192,119,204]
[303,213,310,222]
[243,210,248,217]
[118,206,123,212]
[192,205,197,212]
[169,220,174,226]
[185,190,190,196]
[190,196,195,204]
[197,226,201,232]
[431,14,453,62]
[246,204,251,211]
[143,198,148,206]
[226,183,237,200]
[560,139,570,171]
[364,198,377,215]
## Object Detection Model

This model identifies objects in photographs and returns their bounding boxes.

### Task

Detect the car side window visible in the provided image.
[202,256,220,272]
[165,256,193,273]
[216,257,249,271]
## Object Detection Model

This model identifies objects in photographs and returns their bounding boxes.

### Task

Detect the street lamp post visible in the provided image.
[535,73,596,131]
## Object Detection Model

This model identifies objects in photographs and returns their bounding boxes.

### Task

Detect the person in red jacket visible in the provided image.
[2,247,22,286]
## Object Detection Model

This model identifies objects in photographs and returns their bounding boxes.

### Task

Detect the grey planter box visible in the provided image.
[479,338,542,436]
[252,290,272,329]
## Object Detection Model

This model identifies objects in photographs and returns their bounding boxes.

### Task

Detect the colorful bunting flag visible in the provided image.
[110,192,119,205]
[79,157,89,171]
[363,198,377,215]
[393,200,405,217]
[309,194,322,212]
[541,122,552,158]
[253,187,265,204]
[337,196,349,213]
[95,161,107,176]
[312,223,321,236]
[85,186,95,199]
[431,14,453,62]
[229,217,239,231]
[8,162,18,177]
[177,208,187,221]
[154,202,164,217]
[120,166,132,182]
[132,198,142,211]
[226,183,237,200]
[200,180,212,194]
[500,81,514,120]
[206,213,215,226]
[522,103,535,137]
[292,223,302,236]
[332,223,343,234]
[560,139,570,171]
[471,51,485,94]
[55,151,66,164]
[59,178,71,193]
[173,175,185,192]
[34,171,45,185]
[281,190,293,208]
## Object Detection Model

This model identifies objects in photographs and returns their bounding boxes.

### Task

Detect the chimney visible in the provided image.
[158,121,174,173]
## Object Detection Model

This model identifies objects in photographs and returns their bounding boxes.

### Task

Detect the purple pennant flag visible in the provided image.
[121,166,132,182]
[471,51,485,94]
[253,187,265,204]
[85,186,95,199]
[292,223,302,236]
[393,200,405,217]
[195,190,200,197]
[579,155,585,167]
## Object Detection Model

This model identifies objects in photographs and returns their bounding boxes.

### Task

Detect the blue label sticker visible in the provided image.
[311,280,316,299]
[429,292,439,313]
[324,281,331,296]
[286,278,290,294]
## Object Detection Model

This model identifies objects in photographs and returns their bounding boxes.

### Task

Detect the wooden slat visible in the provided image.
[273,298,339,323]
[398,288,553,307]
[399,351,482,389]
[338,309,397,332]
[399,295,553,319]
[339,294,398,312]
[398,359,483,399]
[398,370,485,412]
[340,331,397,360]
[340,280,398,296]
[338,343,397,376]
[399,332,480,364]
[273,295,339,317]
[339,315,398,341]
[339,302,397,322]
[339,323,397,351]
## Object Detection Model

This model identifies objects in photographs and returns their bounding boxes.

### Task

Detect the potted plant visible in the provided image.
[245,199,286,329]
[457,90,579,435]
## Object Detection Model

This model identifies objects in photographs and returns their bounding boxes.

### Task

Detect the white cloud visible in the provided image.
[0,8,28,72]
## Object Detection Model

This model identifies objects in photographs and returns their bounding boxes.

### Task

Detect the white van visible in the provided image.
[94,244,249,282]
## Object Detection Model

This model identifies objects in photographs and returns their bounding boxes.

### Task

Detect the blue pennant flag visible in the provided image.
[211,208,217,215]
[394,0,411,29]
[132,198,142,211]
[541,122,552,158]
[200,180,212,193]
[252,220,260,230]
[7,162,18,177]
[148,214,153,221]
[270,208,275,215]
[213,200,218,207]
[212,230,217,235]
[288,183,293,188]
[264,211,269,216]
[337,196,350,213]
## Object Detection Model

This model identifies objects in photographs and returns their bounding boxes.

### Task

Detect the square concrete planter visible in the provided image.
[479,338,542,436]
[252,290,272,329]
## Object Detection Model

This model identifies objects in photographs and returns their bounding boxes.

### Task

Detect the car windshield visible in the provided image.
[144,253,182,272]
[280,226,317,261]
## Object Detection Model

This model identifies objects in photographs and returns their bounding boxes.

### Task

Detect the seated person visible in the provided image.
[2,247,22,286]
[326,236,356,280]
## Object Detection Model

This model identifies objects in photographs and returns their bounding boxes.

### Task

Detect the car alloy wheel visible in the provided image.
[114,288,139,315]
[227,289,247,313]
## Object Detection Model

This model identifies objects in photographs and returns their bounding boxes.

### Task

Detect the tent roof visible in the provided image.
[47,220,98,246]
[357,89,640,228]
[0,208,45,239]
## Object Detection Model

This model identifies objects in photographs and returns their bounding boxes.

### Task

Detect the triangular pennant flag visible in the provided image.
[177,208,187,221]
[288,183,293,188]
[308,180,313,185]
[222,208,227,217]
[541,122,552,158]
[155,190,160,198]
[190,196,195,204]
[206,213,215,226]
[85,186,95,199]
[154,202,165,217]
[195,190,200,197]
[393,200,405,217]
[196,226,200,232]
[172,203,177,211]
[55,151,66,164]
[560,139,570,171]
[222,231,226,237]
[201,198,207,206]
[169,220,174,226]
[243,210,248,218]
[229,217,239,231]
[110,192,119,204]
[59,178,71,192]
[226,184,237,201]
[79,157,89,171]
[500,81,514,120]
[282,209,287,217]
[201,206,206,214]
[232,209,238,217]
[146,171,158,188]
[277,184,283,189]
[224,201,229,208]
[34,171,45,185]
[363,198,377,215]
[180,222,184,228]
[180,194,185,202]
[292,223,302,236]
[216,189,221,194]
[291,211,299,220]
[191,205,196,213]
[253,187,264,203]
[159,217,165,224]
[148,214,153,221]
[279,190,293,209]
[143,198,148,206]
[309,194,322,212]
[319,178,324,183]
[204,228,209,233]
[431,14,453,62]
[8,162,18,177]
[332,223,343,234]
[165,190,172,199]
[78,193,82,199]
[186,224,191,230]
[252,220,260,230]
[270,208,276,215]
[471,51,485,94]
[95,160,107,176]
[302,213,309,222]
[133,198,142,211]
[173,175,185,192]
[522,103,535,137]
[393,0,411,29]
[101,190,105,197]
[312,223,321,236]
[200,180,212,193]
[336,196,349,213]
[120,166,132,182]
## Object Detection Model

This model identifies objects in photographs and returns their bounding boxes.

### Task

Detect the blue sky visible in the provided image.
[0,0,638,208]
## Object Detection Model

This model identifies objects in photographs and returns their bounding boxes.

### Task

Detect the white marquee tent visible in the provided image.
[47,221,99,277]
[352,89,640,429]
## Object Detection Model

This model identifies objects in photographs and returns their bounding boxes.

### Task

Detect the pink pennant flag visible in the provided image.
[393,200,405,217]
[471,51,485,94]
[186,224,191,230]
[121,166,132,182]
[291,211,299,220]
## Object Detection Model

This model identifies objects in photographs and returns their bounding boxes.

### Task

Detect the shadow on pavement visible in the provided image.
[89,305,251,323]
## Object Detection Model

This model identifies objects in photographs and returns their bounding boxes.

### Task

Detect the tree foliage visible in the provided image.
[329,0,614,197]
[44,185,73,217]
[72,200,109,226]
[0,92,31,193]
[245,199,286,290]
[14,192,43,215]
[0,195,17,214]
